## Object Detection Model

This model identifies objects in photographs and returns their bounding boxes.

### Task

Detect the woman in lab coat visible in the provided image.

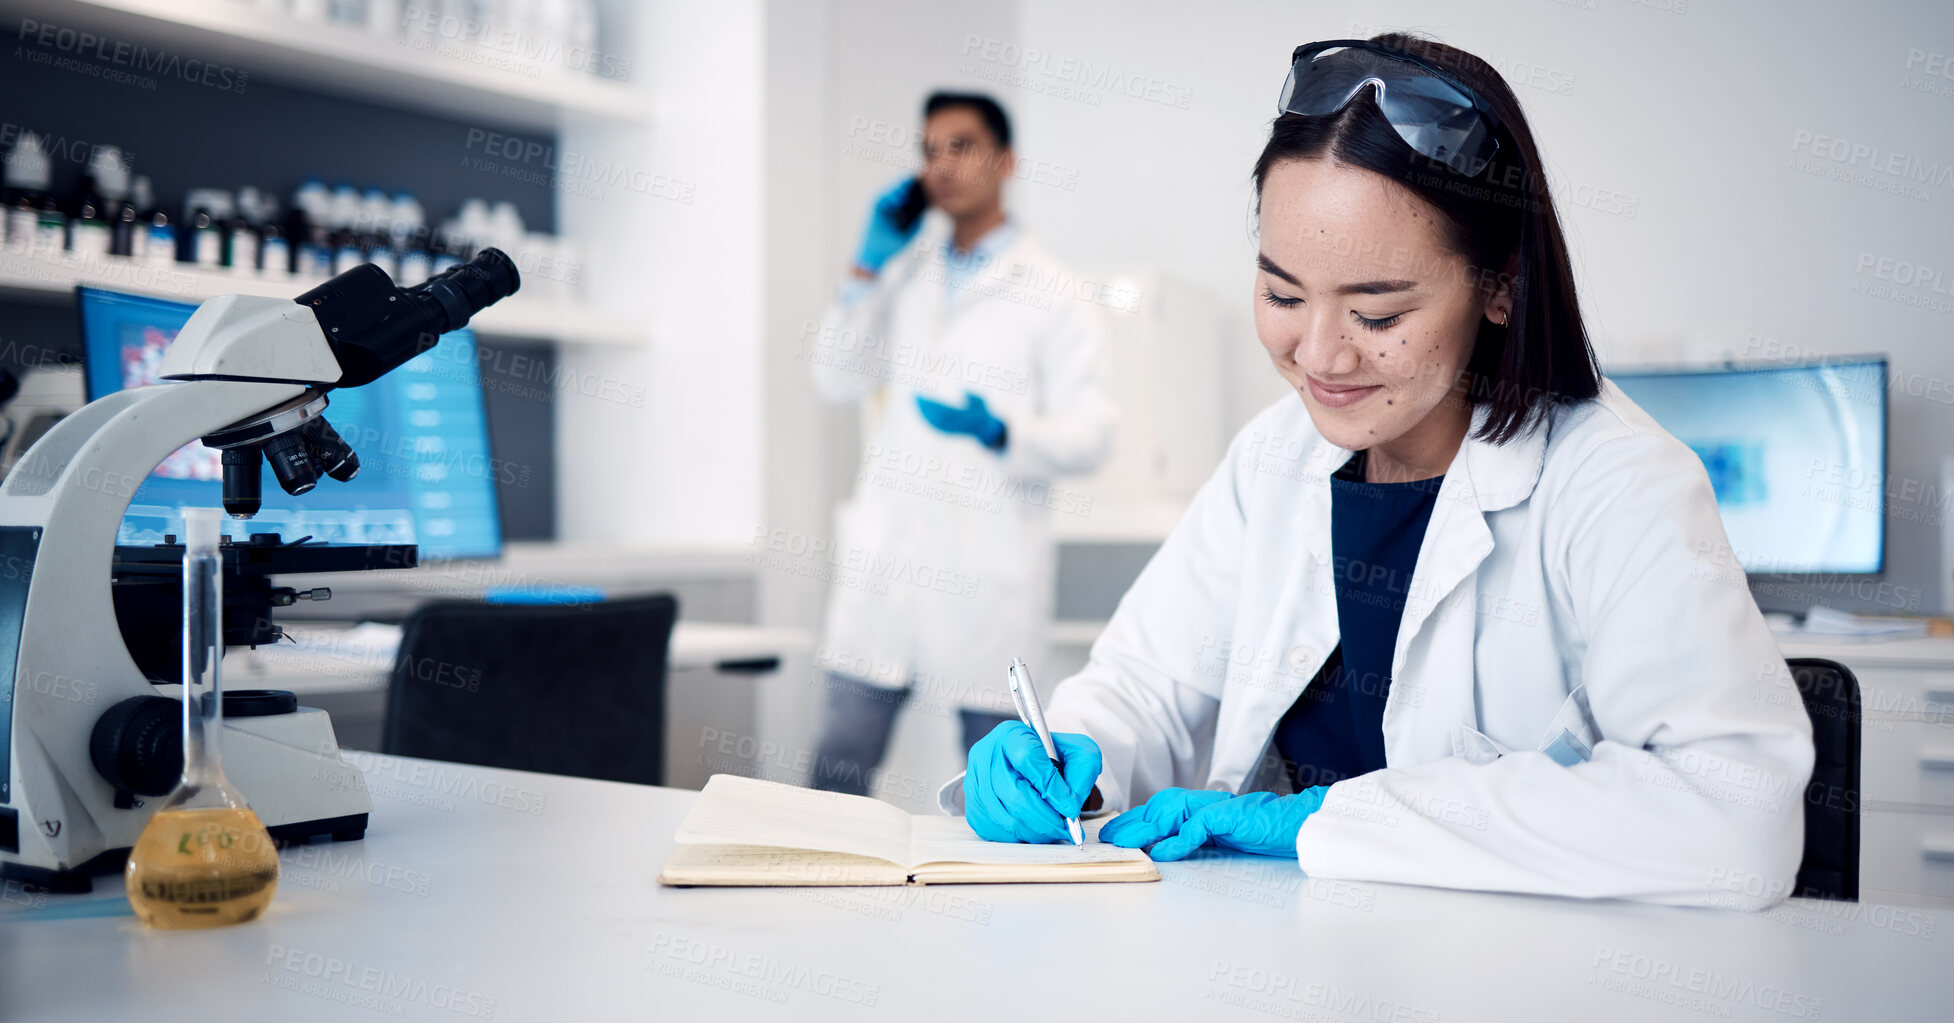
[954,36,1815,909]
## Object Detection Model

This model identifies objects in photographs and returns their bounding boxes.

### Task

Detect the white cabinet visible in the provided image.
[1780,636,1954,905]
[1860,811,1954,904]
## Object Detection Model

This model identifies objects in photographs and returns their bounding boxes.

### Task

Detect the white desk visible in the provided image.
[0,755,1945,1021]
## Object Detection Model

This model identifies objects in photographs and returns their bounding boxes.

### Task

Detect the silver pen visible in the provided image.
[1008,656,1084,847]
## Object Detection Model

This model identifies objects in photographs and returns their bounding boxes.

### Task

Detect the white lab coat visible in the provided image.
[941,383,1814,908]
[809,224,1116,711]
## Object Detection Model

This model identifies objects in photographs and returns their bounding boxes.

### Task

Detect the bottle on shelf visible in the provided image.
[450,197,491,258]
[567,0,599,73]
[133,175,175,269]
[34,190,66,258]
[125,175,152,261]
[183,189,233,268]
[366,0,402,37]
[258,194,291,280]
[230,186,265,276]
[290,180,333,279]
[444,0,503,44]
[533,0,576,63]
[388,191,426,283]
[327,0,368,28]
[70,145,130,262]
[69,192,112,263]
[328,184,365,274]
[360,187,396,276]
[3,132,57,256]
[91,147,135,259]
[429,224,462,276]
[112,184,139,259]
[488,199,525,254]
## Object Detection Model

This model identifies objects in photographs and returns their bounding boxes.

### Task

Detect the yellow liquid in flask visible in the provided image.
[126,805,280,929]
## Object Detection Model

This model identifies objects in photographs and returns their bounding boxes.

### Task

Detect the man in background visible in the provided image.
[807,91,1117,796]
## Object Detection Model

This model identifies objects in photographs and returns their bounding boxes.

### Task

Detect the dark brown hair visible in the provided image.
[1252,33,1601,444]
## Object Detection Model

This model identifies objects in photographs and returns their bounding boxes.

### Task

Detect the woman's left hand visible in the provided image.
[1101,787,1330,860]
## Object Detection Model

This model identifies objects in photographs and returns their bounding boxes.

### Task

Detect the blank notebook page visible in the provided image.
[676,776,1145,869]
[674,776,913,867]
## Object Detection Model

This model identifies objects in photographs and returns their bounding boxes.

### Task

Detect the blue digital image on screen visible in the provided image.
[1688,441,1768,506]
[1611,359,1885,575]
[78,287,503,559]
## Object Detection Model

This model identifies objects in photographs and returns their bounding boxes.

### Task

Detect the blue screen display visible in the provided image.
[78,287,503,560]
[1611,359,1886,575]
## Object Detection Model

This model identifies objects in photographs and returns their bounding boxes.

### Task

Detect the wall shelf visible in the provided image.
[0,252,644,346]
[0,0,645,131]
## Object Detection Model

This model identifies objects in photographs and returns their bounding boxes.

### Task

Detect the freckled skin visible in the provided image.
[1254,158,1514,482]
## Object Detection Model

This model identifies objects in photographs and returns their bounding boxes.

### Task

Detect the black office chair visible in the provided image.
[382,594,679,786]
[1787,658,1861,901]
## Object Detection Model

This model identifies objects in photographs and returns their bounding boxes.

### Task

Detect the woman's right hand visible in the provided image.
[964,722,1102,844]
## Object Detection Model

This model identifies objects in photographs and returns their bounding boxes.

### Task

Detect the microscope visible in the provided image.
[0,249,519,892]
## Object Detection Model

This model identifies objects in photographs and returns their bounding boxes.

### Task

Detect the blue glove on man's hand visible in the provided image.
[854,178,924,274]
[965,722,1102,844]
[916,391,1007,449]
[1100,787,1329,860]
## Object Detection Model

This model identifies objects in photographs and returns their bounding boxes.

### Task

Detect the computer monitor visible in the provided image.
[1609,358,1887,575]
[78,287,503,559]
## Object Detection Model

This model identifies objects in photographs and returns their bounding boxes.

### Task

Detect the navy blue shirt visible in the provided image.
[1274,452,1445,790]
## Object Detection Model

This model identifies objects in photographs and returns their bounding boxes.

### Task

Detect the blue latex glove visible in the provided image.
[854,177,924,274]
[1101,787,1330,860]
[964,722,1103,844]
[915,391,1007,449]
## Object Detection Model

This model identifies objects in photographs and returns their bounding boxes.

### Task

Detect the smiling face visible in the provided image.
[1254,158,1512,479]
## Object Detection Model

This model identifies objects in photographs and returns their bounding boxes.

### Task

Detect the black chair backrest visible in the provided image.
[1787,658,1861,901]
[382,594,679,786]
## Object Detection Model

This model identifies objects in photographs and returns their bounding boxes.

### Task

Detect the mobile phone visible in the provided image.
[891,176,929,233]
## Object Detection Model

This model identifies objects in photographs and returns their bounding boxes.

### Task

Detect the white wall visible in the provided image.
[606,0,1954,622]
[750,0,1026,800]
[1004,0,1954,612]
[556,0,767,551]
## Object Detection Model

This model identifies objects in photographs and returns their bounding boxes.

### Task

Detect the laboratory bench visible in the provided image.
[0,754,1946,1021]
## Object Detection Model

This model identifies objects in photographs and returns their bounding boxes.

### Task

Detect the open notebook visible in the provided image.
[658,775,1159,886]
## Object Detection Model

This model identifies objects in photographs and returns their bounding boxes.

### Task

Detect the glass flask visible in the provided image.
[126,508,279,928]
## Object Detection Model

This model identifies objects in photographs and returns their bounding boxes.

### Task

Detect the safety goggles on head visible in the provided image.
[1278,39,1506,178]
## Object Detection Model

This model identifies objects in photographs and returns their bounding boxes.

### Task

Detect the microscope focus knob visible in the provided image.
[90,696,184,802]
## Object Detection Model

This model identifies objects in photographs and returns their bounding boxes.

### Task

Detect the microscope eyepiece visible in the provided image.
[411,247,520,336]
[297,247,521,388]
[210,249,518,522]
